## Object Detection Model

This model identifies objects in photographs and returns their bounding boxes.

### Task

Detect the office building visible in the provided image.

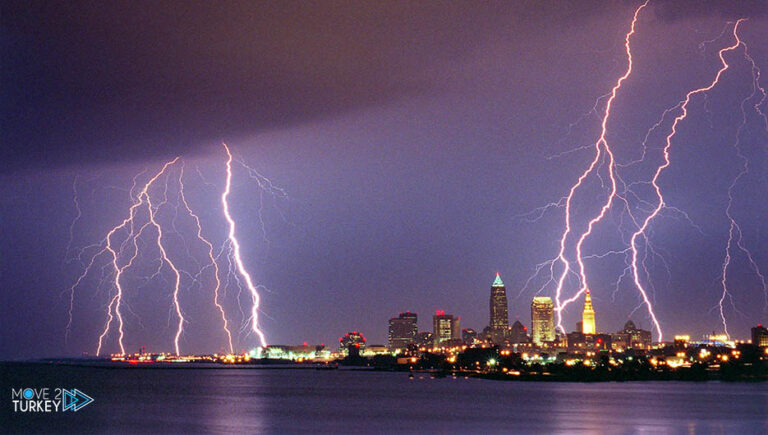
[433,310,460,347]
[531,297,555,345]
[388,312,418,351]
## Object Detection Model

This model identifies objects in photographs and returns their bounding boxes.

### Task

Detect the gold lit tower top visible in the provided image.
[582,289,596,334]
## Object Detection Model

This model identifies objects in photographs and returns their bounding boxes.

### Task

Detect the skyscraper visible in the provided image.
[582,288,596,334]
[531,297,555,345]
[388,312,418,351]
[433,310,460,347]
[489,272,509,331]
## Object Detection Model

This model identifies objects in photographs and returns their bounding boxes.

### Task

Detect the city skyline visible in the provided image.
[374,273,756,350]
[92,271,758,354]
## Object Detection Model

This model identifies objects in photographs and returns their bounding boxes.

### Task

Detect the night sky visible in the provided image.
[2,1,768,359]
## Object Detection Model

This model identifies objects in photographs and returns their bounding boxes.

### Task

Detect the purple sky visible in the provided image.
[2,1,768,359]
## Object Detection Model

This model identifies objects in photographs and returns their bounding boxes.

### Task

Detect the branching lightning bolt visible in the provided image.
[95,158,180,356]
[520,6,768,342]
[221,143,268,348]
[718,21,768,337]
[178,164,235,354]
[144,166,186,355]
[66,142,284,355]
[630,19,747,342]
[552,1,649,332]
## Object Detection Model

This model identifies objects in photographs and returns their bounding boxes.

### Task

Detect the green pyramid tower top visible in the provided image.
[492,272,504,287]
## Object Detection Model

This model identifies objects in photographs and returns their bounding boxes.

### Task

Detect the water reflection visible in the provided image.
[4,364,767,433]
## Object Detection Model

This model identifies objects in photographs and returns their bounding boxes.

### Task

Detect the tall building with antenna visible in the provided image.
[582,289,596,334]
[489,273,509,343]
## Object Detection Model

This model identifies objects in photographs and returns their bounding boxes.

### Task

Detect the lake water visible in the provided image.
[3,363,768,433]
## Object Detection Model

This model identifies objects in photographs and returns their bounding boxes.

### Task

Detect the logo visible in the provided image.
[62,389,94,412]
[11,388,94,413]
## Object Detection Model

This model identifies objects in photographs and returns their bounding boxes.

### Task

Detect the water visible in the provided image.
[3,363,768,433]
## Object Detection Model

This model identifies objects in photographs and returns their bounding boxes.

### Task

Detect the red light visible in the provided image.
[597,338,603,344]
[436,310,445,316]
[303,341,308,346]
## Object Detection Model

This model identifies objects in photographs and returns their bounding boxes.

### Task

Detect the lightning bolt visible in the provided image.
[629,19,747,342]
[144,165,186,355]
[96,157,180,356]
[178,164,235,354]
[718,22,768,337]
[63,176,82,266]
[67,146,282,355]
[221,143,268,348]
[552,1,649,332]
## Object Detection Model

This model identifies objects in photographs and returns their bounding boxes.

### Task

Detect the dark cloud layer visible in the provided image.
[2,0,638,171]
[2,1,494,170]
[4,1,766,172]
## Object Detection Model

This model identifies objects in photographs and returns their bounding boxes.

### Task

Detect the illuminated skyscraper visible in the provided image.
[432,310,460,347]
[531,297,555,345]
[489,273,509,343]
[582,289,596,334]
[388,312,418,351]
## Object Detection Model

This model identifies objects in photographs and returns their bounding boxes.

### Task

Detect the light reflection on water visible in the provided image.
[4,364,768,433]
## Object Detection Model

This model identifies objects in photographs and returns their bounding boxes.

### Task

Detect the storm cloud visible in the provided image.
[3,0,650,171]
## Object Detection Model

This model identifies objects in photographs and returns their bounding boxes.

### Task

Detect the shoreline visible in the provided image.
[3,360,766,382]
